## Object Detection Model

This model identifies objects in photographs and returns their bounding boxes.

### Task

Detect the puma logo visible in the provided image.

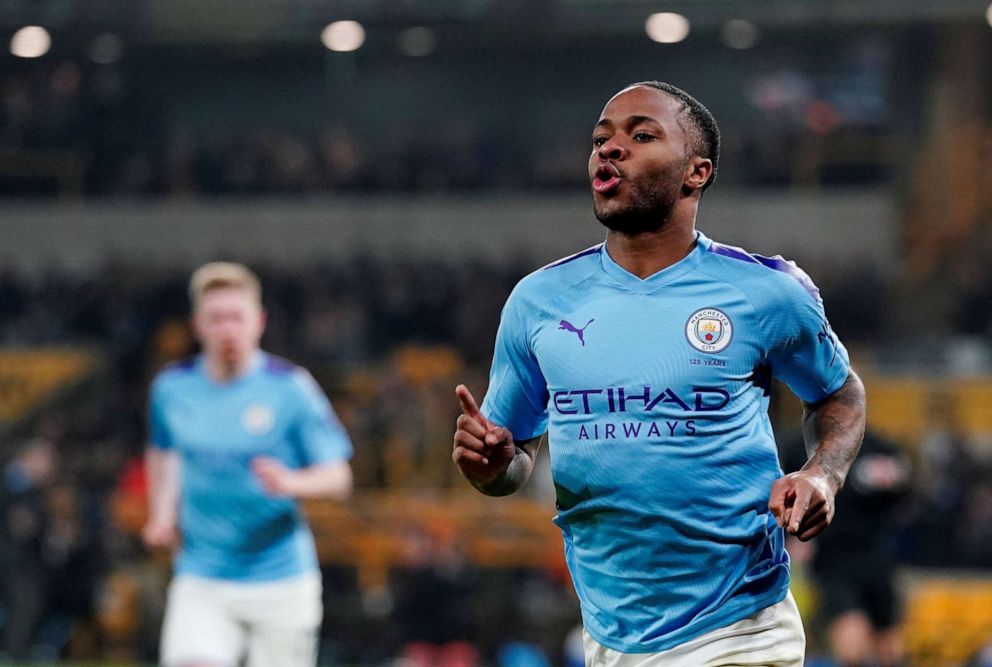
[559,319,594,346]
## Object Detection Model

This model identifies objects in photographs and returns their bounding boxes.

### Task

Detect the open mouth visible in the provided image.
[592,164,622,195]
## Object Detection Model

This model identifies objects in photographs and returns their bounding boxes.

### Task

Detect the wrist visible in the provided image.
[469,460,516,497]
[279,470,306,497]
[801,460,844,495]
[471,476,516,497]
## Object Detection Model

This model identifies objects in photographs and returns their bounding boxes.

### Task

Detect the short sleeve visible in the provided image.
[291,370,353,465]
[480,286,550,441]
[148,378,173,451]
[768,282,851,404]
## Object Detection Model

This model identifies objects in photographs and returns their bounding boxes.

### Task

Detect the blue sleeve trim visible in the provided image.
[541,244,603,271]
[161,357,196,374]
[263,354,297,375]
[708,242,820,301]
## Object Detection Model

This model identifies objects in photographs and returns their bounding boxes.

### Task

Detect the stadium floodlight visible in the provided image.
[645,13,690,44]
[398,27,436,57]
[321,20,365,52]
[10,26,51,58]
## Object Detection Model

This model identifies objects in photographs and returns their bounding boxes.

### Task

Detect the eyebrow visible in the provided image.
[595,115,663,129]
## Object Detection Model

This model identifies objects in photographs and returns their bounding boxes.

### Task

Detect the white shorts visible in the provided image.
[583,592,805,667]
[160,573,322,667]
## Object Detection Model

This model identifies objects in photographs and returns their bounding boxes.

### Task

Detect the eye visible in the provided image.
[633,132,655,142]
[592,136,608,147]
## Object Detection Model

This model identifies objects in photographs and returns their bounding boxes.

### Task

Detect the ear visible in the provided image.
[684,156,713,193]
[259,308,268,334]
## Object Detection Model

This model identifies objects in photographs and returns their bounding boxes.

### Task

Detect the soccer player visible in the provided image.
[452,82,866,666]
[143,262,353,667]
[0,439,56,660]
[782,429,910,667]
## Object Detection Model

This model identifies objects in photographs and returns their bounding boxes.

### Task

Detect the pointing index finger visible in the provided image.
[456,384,487,426]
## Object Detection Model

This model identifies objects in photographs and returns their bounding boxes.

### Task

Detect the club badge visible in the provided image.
[242,403,275,435]
[685,308,733,353]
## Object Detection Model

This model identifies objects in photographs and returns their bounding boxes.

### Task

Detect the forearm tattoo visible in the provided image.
[802,372,867,490]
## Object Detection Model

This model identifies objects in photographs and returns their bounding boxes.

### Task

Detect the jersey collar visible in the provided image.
[196,350,266,385]
[600,231,710,292]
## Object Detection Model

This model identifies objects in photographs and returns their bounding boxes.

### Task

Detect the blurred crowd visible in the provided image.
[0,61,567,196]
[0,59,894,198]
[0,62,515,197]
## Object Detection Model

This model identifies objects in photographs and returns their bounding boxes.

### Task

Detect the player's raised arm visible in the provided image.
[452,384,541,497]
[769,370,867,541]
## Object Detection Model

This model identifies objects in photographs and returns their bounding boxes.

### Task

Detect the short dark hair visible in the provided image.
[629,81,720,192]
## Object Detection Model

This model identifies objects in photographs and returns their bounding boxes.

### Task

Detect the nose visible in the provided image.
[597,140,627,162]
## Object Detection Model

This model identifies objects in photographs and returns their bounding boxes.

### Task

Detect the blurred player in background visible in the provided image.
[783,429,911,667]
[143,262,353,667]
[453,81,866,666]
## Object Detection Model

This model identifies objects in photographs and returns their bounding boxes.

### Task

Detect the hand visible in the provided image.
[452,385,516,486]
[768,468,838,542]
[142,518,178,550]
[252,456,299,497]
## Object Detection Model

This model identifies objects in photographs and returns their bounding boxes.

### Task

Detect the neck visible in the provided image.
[205,351,256,382]
[605,212,697,279]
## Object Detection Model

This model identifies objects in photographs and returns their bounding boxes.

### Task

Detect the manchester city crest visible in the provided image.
[241,403,275,435]
[685,308,733,353]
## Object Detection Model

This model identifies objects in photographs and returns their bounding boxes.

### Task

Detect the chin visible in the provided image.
[594,197,631,222]
[596,210,666,236]
[220,352,242,367]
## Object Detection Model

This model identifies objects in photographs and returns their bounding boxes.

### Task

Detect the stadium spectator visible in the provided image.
[0,438,57,660]
[392,522,479,666]
[143,262,354,667]
[35,482,103,660]
[783,430,911,667]
[903,390,984,567]
[453,81,866,665]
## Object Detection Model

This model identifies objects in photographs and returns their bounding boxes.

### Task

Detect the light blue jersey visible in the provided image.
[481,231,850,653]
[149,352,352,582]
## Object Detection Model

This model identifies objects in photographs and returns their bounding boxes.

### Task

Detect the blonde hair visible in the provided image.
[189,262,262,309]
